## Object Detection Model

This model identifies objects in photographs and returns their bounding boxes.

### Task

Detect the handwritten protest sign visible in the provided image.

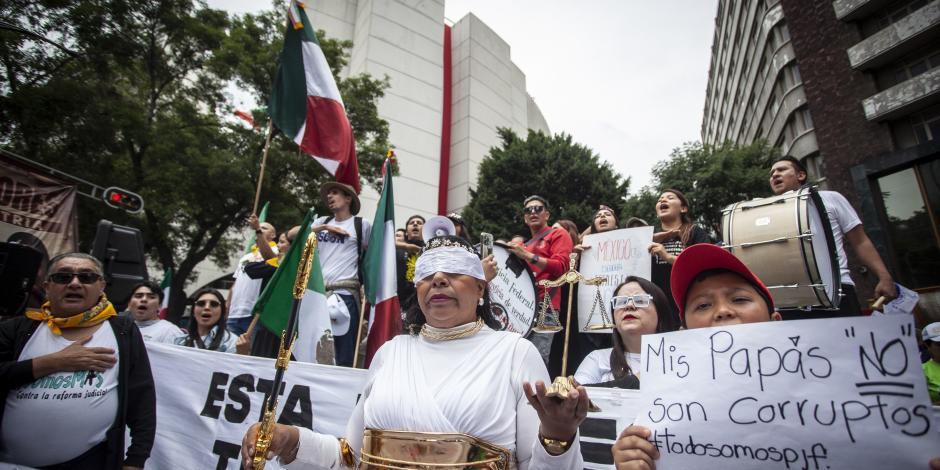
[578,227,652,333]
[634,316,939,469]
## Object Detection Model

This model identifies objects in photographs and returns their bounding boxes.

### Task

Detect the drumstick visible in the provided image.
[871,296,887,310]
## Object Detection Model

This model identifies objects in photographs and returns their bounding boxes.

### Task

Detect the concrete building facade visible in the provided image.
[305,0,549,223]
[702,0,940,314]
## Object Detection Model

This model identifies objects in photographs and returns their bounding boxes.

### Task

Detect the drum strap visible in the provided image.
[525,227,554,248]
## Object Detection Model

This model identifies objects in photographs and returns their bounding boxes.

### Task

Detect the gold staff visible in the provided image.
[252,232,318,470]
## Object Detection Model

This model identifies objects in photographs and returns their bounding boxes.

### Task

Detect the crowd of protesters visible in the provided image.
[1,155,938,469]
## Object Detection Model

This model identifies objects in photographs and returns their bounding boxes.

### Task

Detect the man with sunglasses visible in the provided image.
[0,252,155,469]
[509,195,573,370]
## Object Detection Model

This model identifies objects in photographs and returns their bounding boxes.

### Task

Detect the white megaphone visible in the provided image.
[422,215,456,240]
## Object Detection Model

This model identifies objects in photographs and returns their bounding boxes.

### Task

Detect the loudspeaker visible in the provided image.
[0,242,44,316]
[90,220,148,310]
[422,216,456,240]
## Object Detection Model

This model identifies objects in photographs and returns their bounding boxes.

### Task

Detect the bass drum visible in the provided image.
[488,244,538,336]
[721,186,841,310]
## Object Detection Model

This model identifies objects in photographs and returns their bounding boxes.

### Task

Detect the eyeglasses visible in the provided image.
[195,299,221,308]
[48,272,103,284]
[611,294,653,310]
[524,205,545,215]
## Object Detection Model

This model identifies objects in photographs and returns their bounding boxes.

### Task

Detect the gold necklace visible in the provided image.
[420,318,484,341]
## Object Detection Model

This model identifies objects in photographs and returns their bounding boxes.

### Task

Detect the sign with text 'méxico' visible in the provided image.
[634,315,939,470]
[577,227,652,333]
[145,342,368,470]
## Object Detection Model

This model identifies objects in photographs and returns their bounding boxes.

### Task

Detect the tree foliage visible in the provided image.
[622,141,779,236]
[0,0,389,320]
[462,128,630,240]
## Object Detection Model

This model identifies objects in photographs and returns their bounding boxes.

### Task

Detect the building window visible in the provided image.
[875,159,940,289]
[911,107,940,144]
[893,50,940,86]
[874,0,928,30]
[796,107,814,133]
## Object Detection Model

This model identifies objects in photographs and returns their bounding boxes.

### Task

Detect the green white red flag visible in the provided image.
[363,159,400,366]
[159,268,171,320]
[269,0,360,193]
[252,209,333,364]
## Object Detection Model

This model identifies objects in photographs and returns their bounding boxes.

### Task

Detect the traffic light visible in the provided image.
[102,187,144,213]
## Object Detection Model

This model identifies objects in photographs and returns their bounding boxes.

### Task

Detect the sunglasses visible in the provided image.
[611,294,653,310]
[523,205,545,215]
[48,272,103,284]
[195,299,221,308]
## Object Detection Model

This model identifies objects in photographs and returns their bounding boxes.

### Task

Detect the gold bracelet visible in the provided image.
[539,433,572,456]
[338,438,356,468]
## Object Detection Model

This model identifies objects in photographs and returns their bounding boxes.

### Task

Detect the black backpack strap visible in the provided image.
[354,216,364,285]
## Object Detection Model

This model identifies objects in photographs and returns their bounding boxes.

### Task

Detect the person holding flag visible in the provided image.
[242,235,588,469]
[227,217,277,336]
[251,209,334,364]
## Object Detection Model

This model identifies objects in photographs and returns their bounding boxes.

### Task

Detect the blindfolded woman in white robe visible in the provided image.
[242,235,589,469]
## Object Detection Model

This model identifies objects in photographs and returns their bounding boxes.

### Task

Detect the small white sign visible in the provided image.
[577,227,653,333]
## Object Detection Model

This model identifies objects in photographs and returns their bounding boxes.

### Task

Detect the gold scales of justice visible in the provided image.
[532,251,610,410]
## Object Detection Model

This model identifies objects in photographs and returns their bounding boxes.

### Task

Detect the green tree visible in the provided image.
[622,140,779,236]
[1,0,389,320]
[462,128,630,240]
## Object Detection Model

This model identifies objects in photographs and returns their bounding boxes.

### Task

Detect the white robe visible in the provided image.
[287,325,583,469]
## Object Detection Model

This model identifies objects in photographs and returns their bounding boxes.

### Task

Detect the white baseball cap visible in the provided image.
[923,322,940,343]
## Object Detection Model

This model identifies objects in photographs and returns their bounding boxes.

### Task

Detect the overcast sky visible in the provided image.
[209,0,718,191]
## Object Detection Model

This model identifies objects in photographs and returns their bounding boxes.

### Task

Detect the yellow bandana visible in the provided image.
[251,241,278,254]
[25,295,117,336]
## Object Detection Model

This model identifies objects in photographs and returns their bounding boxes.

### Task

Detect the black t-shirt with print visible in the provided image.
[650,225,710,316]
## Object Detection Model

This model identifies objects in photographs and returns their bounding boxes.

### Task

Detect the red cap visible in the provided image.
[670,244,774,317]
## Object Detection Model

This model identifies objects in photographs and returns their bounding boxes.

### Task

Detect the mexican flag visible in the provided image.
[363,159,401,367]
[269,0,360,193]
[243,201,269,255]
[159,268,171,320]
[253,209,333,364]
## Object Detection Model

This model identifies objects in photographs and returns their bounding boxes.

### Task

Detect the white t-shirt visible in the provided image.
[229,244,278,319]
[574,348,641,385]
[818,191,862,286]
[314,216,371,293]
[136,319,183,343]
[0,322,119,467]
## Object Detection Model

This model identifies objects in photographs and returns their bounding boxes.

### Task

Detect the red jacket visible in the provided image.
[525,227,573,309]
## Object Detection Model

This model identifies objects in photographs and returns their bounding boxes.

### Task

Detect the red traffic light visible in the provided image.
[102,187,144,213]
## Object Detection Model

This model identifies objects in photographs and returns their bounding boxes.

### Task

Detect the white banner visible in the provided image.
[145,342,367,469]
[579,388,642,469]
[577,227,653,333]
[633,316,940,470]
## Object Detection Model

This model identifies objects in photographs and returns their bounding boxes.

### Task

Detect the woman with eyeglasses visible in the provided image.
[573,276,679,388]
[242,235,588,468]
[174,288,238,353]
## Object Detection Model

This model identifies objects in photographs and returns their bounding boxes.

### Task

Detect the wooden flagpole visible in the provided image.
[252,120,275,215]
